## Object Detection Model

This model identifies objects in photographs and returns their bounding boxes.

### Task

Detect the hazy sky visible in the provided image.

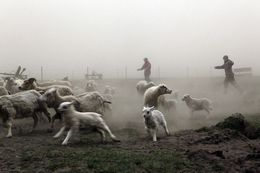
[0,0,259,79]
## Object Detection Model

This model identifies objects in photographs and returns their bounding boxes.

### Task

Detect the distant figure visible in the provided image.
[215,55,243,94]
[138,58,151,82]
[62,76,69,81]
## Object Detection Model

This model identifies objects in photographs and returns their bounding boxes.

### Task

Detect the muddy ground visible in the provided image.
[0,77,259,173]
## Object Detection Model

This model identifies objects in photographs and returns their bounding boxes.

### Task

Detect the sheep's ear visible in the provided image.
[54,88,59,93]
[4,77,10,81]
[183,94,189,98]
[39,90,45,95]
[28,78,36,84]
[159,84,166,87]
[72,99,80,106]
[150,106,155,111]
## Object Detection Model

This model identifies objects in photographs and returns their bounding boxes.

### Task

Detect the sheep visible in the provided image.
[39,88,112,128]
[110,87,116,95]
[158,91,179,112]
[143,84,172,108]
[102,93,113,102]
[62,76,69,81]
[54,102,120,145]
[85,80,97,92]
[0,86,9,96]
[182,94,213,117]
[73,91,112,114]
[158,96,177,112]
[102,86,114,105]
[136,80,155,95]
[0,90,51,137]
[103,86,115,111]
[37,79,72,88]
[142,106,170,142]
[104,85,111,94]
[0,80,4,87]
[4,77,23,94]
[104,85,116,95]
[19,78,73,96]
[100,93,113,116]
[73,86,85,95]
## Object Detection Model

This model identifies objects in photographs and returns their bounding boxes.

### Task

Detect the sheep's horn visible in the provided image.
[39,90,45,95]
[103,100,112,104]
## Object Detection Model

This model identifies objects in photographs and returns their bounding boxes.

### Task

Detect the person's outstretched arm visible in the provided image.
[137,63,145,71]
[215,64,225,69]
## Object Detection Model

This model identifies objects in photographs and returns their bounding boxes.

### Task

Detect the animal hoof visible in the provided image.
[47,129,54,133]
[53,135,59,139]
[113,139,121,142]
[6,135,12,138]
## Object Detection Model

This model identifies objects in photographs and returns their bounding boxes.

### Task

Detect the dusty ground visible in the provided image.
[0,77,259,173]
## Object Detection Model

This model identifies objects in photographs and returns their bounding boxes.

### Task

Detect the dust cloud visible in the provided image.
[73,76,260,133]
[0,0,260,79]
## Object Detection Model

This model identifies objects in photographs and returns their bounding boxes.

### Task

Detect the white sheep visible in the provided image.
[0,80,5,87]
[39,88,112,128]
[4,77,23,94]
[0,86,9,96]
[142,106,170,142]
[0,90,51,137]
[102,93,113,113]
[37,79,72,88]
[158,90,179,112]
[85,80,97,92]
[110,87,116,95]
[158,96,177,112]
[143,84,172,108]
[76,91,112,114]
[104,85,116,95]
[103,86,114,102]
[54,102,120,145]
[19,78,73,95]
[73,86,85,95]
[136,80,155,95]
[182,94,213,117]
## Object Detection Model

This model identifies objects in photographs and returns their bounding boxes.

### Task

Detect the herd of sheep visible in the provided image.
[0,76,213,144]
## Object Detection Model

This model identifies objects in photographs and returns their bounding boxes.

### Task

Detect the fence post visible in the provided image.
[158,66,161,80]
[186,66,189,78]
[125,66,128,79]
[41,66,43,82]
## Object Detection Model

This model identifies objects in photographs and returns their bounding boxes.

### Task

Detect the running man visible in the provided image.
[215,55,243,94]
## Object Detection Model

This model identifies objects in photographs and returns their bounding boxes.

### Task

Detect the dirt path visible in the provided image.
[0,115,259,173]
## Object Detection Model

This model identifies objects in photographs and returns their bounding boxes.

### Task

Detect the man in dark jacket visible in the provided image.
[138,58,151,82]
[215,55,242,94]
